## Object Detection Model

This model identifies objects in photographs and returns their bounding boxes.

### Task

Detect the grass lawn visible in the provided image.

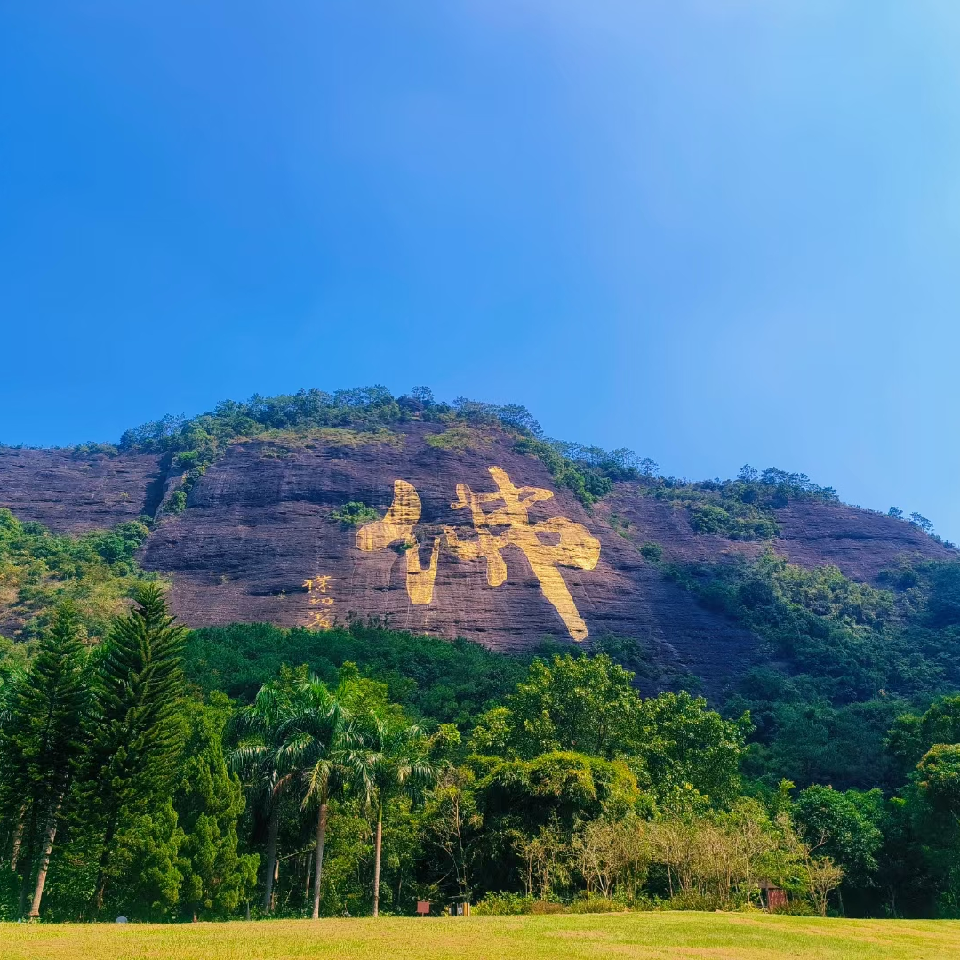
[2,912,959,960]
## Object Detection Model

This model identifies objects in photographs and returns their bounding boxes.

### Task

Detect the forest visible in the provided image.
[1,575,959,922]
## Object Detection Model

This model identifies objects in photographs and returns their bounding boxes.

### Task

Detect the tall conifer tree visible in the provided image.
[78,583,187,915]
[177,694,258,919]
[0,605,88,919]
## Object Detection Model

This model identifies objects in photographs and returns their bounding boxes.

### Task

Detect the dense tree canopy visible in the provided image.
[0,495,959,919]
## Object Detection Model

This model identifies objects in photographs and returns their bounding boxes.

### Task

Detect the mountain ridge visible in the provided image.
[0,387,954,702]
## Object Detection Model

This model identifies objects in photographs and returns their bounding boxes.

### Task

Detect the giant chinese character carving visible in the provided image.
[356,480,440,604]
[444,467,600,641]
[355,468,600,640]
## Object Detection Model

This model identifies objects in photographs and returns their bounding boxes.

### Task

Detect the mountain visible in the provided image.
[0,388,953,700]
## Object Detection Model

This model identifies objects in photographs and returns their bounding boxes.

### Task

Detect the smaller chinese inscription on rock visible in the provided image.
[303,574,335,629]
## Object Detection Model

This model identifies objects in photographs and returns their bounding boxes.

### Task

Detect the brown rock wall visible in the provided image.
[0,428,953,697]
[599,484,952,580]
[138,426,760,695]
[0,446,165,532]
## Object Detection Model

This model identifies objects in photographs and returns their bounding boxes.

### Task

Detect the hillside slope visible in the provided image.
[0,394,950,697]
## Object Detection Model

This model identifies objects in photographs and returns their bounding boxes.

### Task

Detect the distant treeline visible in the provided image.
[65,384,935,530]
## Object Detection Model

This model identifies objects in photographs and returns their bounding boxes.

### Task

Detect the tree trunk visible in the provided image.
[262,805,280,913]
[9,805,26,871]
[312,801,328,920]
[27,804,60,920]
[372,804,383,918]
[17,806,40,917]
[91,813,120,916]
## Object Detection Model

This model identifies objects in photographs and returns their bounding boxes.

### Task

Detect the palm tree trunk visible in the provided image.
[262,804,280,913]
[372,803,383,918]
[312,801,328,920]
[27,802,61,920]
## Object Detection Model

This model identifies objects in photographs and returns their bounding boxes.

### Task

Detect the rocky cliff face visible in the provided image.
[1,426,951,695]
[0,446,163,531]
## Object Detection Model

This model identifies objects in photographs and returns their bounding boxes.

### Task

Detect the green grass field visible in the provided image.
[2,913,959,960]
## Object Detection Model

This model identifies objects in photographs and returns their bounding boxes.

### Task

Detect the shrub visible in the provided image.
[0,510,155,641]
[770,898,816,916]
[0,868,19,921]
[71,441,118,458]
[690,503,732,535]
[530,900,567,914]
[472,893,536,915]
[331,501,380,527]
[425,426,490,452]
[666,891,724,911]
[640,542,663,563]
[568,896,625,913]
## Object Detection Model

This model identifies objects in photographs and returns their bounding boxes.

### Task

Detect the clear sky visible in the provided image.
[2,3,959,538]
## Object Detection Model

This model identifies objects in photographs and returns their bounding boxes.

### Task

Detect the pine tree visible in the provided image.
[177,694,258,919]
[77,583,187,915]
[0,605,88,919]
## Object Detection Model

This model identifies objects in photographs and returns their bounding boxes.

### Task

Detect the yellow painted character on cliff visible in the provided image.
[356,480,440,605]
[444,467,600,641]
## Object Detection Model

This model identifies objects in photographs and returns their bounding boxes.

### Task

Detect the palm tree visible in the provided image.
[351,715,438,917]
[229,672,301,913]
[275,675,355,919]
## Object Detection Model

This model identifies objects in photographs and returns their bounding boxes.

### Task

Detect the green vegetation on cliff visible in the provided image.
[650,549,960,795]
[637,466,839,542]
[0,508,154,646]
[93,384,869,519]
[110,386,654,510]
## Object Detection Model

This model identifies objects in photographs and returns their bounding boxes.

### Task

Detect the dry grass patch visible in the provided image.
[425,426,495,453]
[238,427,404,451]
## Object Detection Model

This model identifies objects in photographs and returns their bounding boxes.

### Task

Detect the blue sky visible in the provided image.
[2,2,959,538]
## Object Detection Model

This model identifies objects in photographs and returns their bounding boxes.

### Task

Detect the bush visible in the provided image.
[568,896,626,913]
[770,898,816,916]
[0,510,154,641]
[472,892,536,915]
[425,426,490,452]
[331,501,380,527]
[666,891,724,911]
[0,868,19,921]
[530,900,567,914]
[72,441,118,458]
[640,542,663,563]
